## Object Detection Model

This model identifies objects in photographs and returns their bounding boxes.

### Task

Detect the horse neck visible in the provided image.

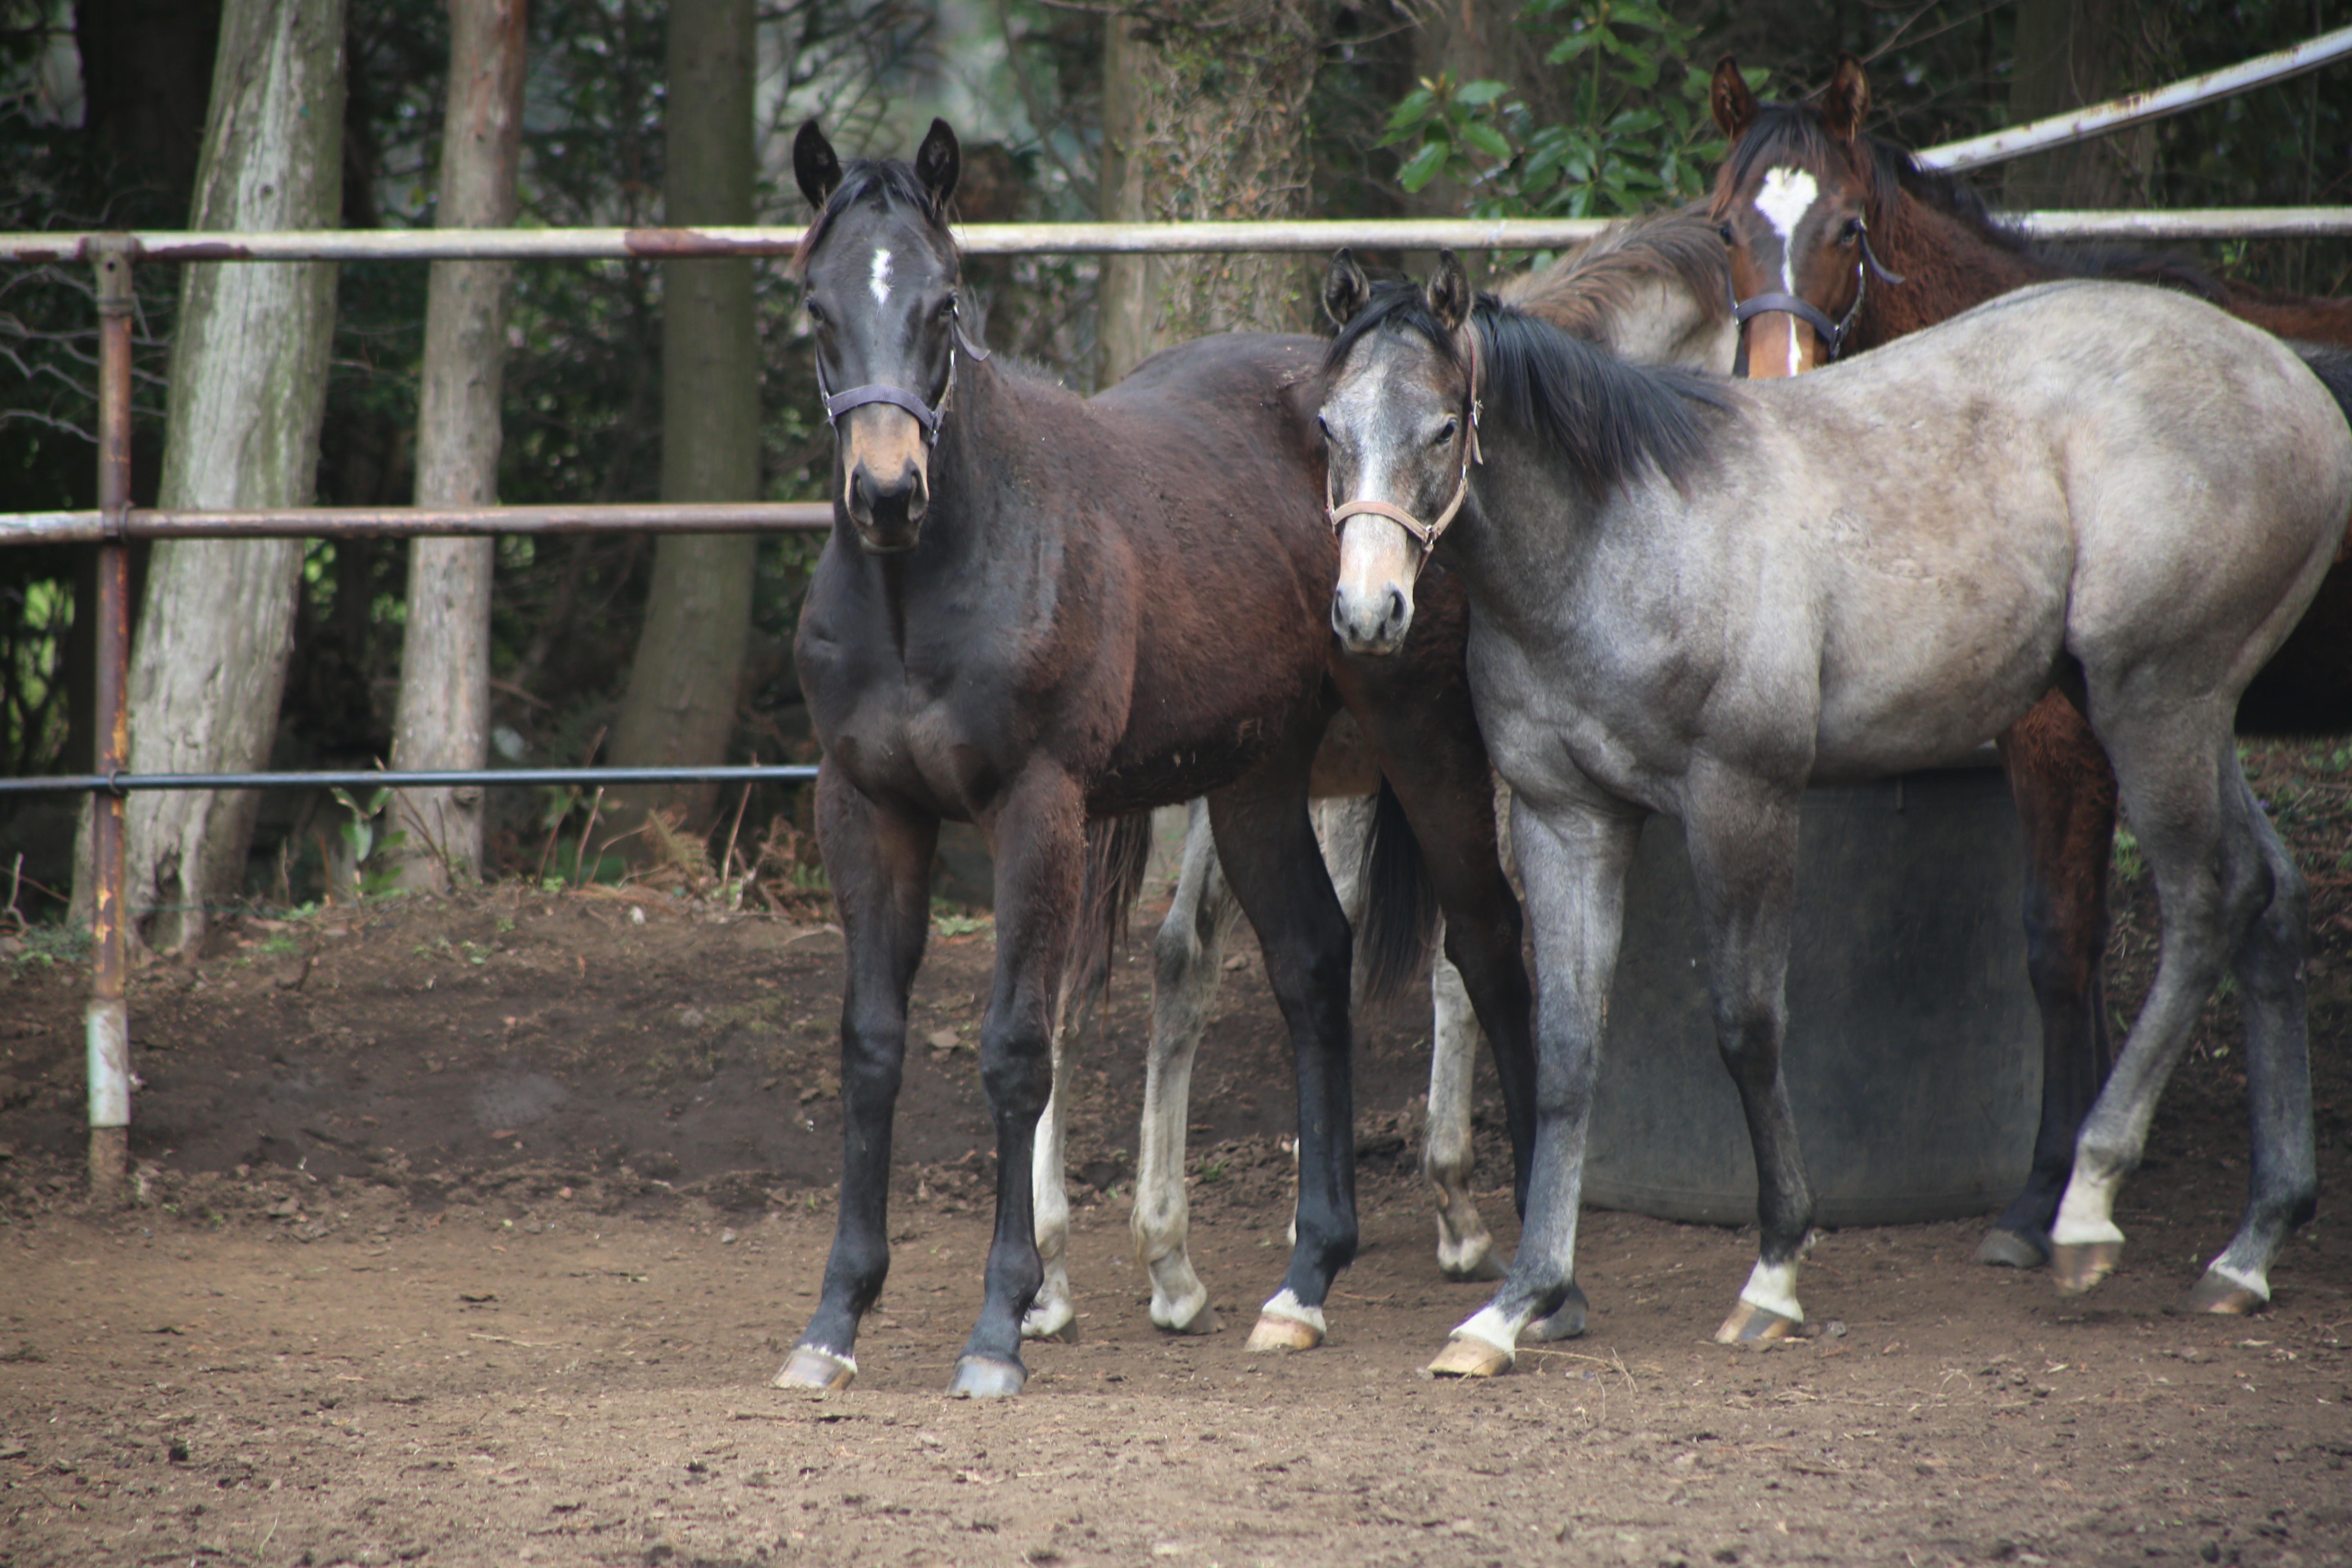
[1449,426,1604,621]
[1857,189,2063,352]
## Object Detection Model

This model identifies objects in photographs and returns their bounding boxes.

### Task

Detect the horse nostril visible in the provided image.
[1387,587,1408,629]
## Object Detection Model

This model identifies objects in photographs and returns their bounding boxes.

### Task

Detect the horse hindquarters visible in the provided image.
[777,764,940,1392]
[1980,692,2121,1267]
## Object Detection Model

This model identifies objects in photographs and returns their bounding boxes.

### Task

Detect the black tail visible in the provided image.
[2294,341,2352,432]
[1071,809,1156,1000]
[1352,777,1441,1007]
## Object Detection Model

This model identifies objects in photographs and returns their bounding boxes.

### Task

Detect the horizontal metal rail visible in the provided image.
[1924,25,2352,172]
[0,500,833,546]
[0,765,820,797]
[9,208,2352,266]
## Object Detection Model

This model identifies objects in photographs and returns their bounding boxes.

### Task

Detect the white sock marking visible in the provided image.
[1737,1257,1804,1322]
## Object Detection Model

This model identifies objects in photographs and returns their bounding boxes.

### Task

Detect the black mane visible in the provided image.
[795,157,953,272]
[1325,279,1725,497]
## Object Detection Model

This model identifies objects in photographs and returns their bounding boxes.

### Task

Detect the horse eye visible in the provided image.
[1840,218,1864,243]
[1316,414,1331,441]
[1434,419,1459,447]
[1717,223,1736,246]
[937,296,958,319]
[805,300,827,327]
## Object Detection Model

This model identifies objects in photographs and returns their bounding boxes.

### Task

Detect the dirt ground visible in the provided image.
[3,829,2351,1567]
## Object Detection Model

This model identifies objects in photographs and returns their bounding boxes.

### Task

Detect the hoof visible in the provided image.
[773,1345,857,1392]
[1244,1313,1323,1353]
[1715,1301,1801,1345]
[1974,1227,2050,1270]
[1440,1245,1508,1283]
[1021,1308,1081,1343]
[947,1354,1027,1398]
[2049,1239,2123,1296]
[1157,1304,1222,1337]
[1527,1283,1589,1342]
[2170,1269,2267,1317]
[1426,1334,1512,1378]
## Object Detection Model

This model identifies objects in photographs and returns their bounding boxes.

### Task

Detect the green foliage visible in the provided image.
[1379,0,1746,219]
[327,786,409,897]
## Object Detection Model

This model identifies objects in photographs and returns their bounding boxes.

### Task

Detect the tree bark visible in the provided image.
[604,0,760,846]
[2002,0,2160,210]
[387,0,528,891]
[1092,0,1326,387]
[100,0,345,952]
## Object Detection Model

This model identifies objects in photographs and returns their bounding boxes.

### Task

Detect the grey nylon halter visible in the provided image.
[815,305,991,437]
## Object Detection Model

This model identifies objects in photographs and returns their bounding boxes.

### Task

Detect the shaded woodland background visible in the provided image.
[0,0,2346,934]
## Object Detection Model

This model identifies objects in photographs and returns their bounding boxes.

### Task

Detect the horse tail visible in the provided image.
[1072,809,1156,1000]
[1353,777,1441,1007]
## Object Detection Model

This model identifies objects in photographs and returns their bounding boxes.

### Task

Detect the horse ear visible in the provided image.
[1822,53,1870,142]
[1323,249,1372,328]
[1427,249,1472,334]
[915,118,961,216]
[794,120,841,212]
[1710,56,1760,142]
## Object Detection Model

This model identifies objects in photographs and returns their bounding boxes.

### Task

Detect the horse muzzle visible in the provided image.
[844,452,930,554]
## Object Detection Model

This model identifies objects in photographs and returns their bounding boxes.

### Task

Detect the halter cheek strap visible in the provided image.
[1327,331,1483,573]
[815,311,991,439]
[1730,223,1905,371]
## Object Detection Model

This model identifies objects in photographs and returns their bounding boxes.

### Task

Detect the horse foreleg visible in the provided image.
[947,771,1088,1398]
[1209,751,1358,1354]
[1984,695,2119,1269]
[1131,799,1241,1334]
[1430,796,1633,1376]
[777,764,937,1393]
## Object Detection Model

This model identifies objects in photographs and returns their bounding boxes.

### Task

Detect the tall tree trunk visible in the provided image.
[1092,0,1326,387]
[388,0,528,890]
[604,0,759,847]
[74,0,225,217]
[98,0,345,952]
[2003,0,2161,210]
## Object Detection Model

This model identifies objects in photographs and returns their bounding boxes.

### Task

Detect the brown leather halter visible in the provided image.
[1327,329,1483,572]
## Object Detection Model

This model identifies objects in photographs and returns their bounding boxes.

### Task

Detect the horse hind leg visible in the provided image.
[1130,798,1243,1334]
[2177,769,2316,1315]
[1022,973,1087,1343]
[1421,944,1504,1281]
[2049,734,2288,1299]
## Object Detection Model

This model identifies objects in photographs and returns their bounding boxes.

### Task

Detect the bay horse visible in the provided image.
[1319,252,2350,1372]
[1073,204,1740,1332]
[1706,54,2352,1272]
[778,119,1539,1396]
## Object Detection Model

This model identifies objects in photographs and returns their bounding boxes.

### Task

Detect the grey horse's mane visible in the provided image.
[1494,204,1732,341]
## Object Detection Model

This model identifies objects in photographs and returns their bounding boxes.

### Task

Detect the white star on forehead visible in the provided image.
[1755,168,1820,261]
[869,247,893,307]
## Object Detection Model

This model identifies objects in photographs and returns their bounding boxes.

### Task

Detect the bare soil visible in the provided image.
[2,831,2350,1568]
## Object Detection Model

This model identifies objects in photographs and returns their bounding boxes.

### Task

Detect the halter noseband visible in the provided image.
[815,305,991,439]
[1729,221,1904,372]
[1327,330,1483,572]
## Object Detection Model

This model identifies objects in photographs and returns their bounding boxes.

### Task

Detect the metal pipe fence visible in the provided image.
[7,198,2352,1194]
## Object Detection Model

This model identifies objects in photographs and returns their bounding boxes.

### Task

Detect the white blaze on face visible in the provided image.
[1753,167,1821,377]
[869,247,893,307]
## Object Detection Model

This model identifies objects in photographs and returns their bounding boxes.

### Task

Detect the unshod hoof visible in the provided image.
[1244,1313,1323,1353]
[947,1354,1027,1398]
[1159,1303,1221,1337]
[2049,1239,2123,1296]
[774,1345,857,1392]
[1441,1246,1508,1283]
[1973,1227,2050,1271]
[2170,1269,2267,1317]
[1022,1308,1081,1344]
[1715,1300,1801,1345]
[1426,1334,1512,1377]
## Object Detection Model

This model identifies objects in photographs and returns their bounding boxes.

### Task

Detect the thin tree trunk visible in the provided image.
[1092,0,1325,387]
[388,0,528,890]
[2003,0,2160,210]
[89,0,345,953]
[604,0,759,846]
